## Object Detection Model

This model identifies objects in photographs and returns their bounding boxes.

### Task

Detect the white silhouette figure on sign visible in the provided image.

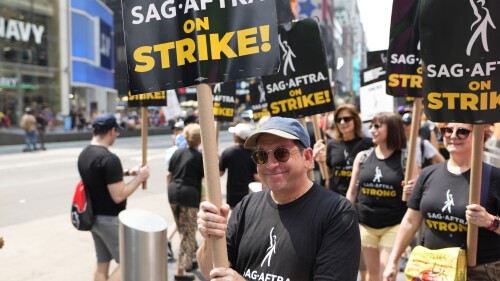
[373,166,383,183]
[261,227,277,267]
[258,82,266,103]
[442,189,455,213]
[213,83,222,93]
[466,0,496,56]
[279,35,296,76]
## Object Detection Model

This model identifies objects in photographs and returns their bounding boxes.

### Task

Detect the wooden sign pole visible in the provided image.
[299,118,315,181]
[215,121,221,146]
[196,84,229,268]
[311,114,329,181]
[141,107,148,190]
[467,124,486,266]
[402,99,421,201]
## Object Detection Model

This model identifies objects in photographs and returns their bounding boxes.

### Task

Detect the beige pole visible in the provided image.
[402,99,421,201]
[299,118,315,181]
[196,84,229,268]
[311,114,329,181]
[467,124,486,266]
[141,107,148,190]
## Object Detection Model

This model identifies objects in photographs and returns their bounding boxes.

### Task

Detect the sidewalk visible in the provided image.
[0,126,174,146]
[0,193,205,281]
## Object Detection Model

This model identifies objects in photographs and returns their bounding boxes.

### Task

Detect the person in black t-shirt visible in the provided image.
[196,117,360,281]
[314,103,373,196]
[346,112,417,281]
[168,123,204,281]
[78,114,150,281]
[384,123,500,281]
[219,123,258,209]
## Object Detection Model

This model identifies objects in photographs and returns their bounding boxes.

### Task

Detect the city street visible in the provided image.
[0,131,405,281]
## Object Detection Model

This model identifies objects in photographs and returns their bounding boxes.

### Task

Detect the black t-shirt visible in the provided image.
[168,147,204,208]
[226,183,360,280]
[408,162,500,265]
[357,149,407,228]
[327,137,372,196]
[78,145,125,216]
[219,145,257,207]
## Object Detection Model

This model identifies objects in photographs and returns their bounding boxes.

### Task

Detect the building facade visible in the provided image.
[0,0,62,126]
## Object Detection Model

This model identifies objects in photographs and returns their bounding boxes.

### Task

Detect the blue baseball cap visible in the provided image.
[244,117,310,148]
[92,113,123,130]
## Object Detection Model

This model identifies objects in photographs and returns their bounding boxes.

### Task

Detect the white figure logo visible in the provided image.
[466,0,496,56]
[442,189,455,213]
[279,35,296,76]
[213,83,222,93]
[261,227,277,267]
[258,82,266,103]
[373,166,383,183]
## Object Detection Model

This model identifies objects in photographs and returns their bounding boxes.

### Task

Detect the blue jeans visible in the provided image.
[25,130,37,150]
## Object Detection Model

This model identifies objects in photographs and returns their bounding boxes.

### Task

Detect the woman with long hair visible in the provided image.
[346,112,417,281]
[314,104,373,196]
[383,123,500,281]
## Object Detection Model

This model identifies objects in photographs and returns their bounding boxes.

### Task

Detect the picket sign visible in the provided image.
[196,84,230,268]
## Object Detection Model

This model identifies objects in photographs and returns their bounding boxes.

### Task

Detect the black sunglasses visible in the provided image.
[440,127,471,140]
[251,147,304,165]
[335,116,353,123]
[369,123,382,130]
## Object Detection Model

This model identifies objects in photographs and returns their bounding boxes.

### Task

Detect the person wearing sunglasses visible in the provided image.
[401,112,445,171]
[346,112,417,281]
[314,104,373,196]
[384,123,500,281]
[197,116,360,280]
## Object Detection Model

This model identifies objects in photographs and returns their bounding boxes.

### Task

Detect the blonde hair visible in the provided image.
[183,123,201,148]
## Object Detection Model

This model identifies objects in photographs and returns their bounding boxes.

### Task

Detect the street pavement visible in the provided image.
[0,134,405,281]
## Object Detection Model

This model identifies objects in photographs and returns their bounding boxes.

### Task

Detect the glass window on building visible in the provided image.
[0,0,60,127]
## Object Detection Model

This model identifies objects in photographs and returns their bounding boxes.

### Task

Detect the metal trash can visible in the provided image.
[119,209,168,281]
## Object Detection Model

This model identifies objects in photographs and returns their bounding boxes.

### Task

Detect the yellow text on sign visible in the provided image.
[269,89,331,114]
[427,80,499,110]
[128,91,166,101]
[133,17,271,72]
[213,102,234,117]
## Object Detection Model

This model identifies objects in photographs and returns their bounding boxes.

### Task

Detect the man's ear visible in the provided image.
[303,148,314,167]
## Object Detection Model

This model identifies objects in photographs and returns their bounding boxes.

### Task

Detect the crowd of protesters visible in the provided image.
[68,100,500,281]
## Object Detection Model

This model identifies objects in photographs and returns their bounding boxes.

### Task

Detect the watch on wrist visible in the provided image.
[124,169,130,176]
[487,215,500,231]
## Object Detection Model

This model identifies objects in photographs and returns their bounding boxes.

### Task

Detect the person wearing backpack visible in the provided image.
[346,112,418,281]
[401,112,444,171]
[78,113,150,281]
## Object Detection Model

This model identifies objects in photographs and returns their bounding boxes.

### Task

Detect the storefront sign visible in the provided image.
[0,17,45,45]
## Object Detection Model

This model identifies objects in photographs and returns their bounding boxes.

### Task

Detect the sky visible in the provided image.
[357,0,394,51]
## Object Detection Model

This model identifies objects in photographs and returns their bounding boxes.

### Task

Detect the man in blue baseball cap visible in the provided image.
[196,116,360,280]
[78,113,150,281]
